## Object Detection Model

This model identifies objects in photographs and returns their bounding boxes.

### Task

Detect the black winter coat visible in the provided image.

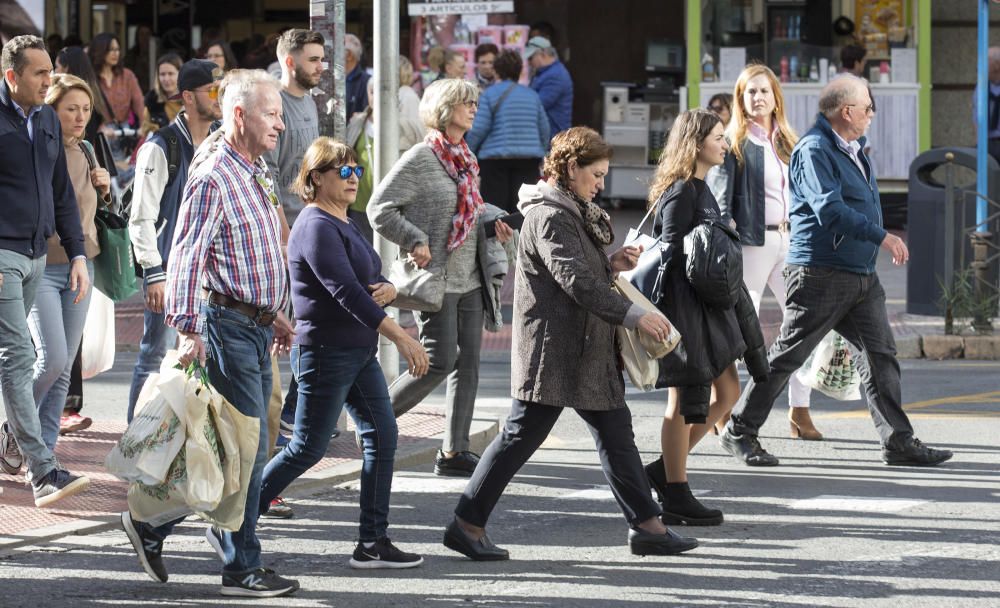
[734,282,769,382]
[652,179,745,420]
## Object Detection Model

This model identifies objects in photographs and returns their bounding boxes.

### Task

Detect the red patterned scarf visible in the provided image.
[425,129,485,252]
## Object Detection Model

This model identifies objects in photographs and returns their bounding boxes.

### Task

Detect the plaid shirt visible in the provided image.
[165,141,288,334]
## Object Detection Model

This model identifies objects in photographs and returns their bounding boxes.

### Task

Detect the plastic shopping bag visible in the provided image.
[795,332,862,401]
[105,370,186,485]
[81,288,115,379]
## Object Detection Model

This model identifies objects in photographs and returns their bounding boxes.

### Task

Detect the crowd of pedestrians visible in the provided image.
[0,26,956,599]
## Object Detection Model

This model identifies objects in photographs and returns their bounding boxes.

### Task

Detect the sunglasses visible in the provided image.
[846,102,876,115]
[195,84,220,100]
[319,165,364,179]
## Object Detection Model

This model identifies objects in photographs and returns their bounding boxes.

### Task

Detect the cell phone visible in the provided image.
[484,212,524,238]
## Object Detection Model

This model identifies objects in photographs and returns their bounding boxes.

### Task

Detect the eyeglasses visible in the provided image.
[318,165,364,180]
[846,103,876,116]
[194,84,220,100]
[456,100,478,109]
[709,104,725,112]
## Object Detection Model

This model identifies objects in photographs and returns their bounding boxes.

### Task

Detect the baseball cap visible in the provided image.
[177,59,223,95]
[523,36,552,60]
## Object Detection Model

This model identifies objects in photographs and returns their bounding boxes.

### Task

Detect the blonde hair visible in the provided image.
[45,73,94,110]
[728,64,798,166]
[399,55,414,88]
[419,78,478,132]
[293,137,359,202]
[647,109,721,207]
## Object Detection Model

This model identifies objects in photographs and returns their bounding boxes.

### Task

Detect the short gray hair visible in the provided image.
[2,35,46,75]
[221,69,281,131]
[819,74,865,119]
[419,78,479,132]
[345,33,362,61]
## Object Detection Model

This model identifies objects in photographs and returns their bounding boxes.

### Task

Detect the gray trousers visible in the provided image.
[729,265,915,448]
[389,288,484,452]
[0,249,59,480]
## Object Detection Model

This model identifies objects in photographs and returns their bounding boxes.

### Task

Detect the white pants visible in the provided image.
[743,231,811,407]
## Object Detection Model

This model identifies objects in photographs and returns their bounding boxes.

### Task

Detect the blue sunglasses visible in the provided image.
[336,165,364,180]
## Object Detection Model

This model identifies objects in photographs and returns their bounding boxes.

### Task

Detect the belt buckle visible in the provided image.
[778,220,790,234]
[253,308,269,325]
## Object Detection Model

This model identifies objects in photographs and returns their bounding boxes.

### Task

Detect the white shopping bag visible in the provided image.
[81,288,115,379]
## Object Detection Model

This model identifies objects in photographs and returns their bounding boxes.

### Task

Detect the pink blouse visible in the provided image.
[100,68,144,126]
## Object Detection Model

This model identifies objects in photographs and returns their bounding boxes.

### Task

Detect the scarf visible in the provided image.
[425,130,484,252]
[554,181,614,247]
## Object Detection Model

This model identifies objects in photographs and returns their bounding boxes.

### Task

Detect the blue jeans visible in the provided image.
[260,344,398,541]
[0,250,58,481]
[149,304,272,574]
[27,260,94,450]
[127,278,177,421]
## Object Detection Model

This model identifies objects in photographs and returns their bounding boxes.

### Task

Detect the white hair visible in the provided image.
[221,69,281,132]
[819,74,867,119]
[419,78,479,132]
[345,33,363,61]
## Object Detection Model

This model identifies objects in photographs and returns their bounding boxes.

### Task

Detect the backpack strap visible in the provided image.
[164,132,181,185]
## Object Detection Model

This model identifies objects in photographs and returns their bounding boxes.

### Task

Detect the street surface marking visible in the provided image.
[822,390,1000,419]
[789,495,928,513]
[560,486,709,501]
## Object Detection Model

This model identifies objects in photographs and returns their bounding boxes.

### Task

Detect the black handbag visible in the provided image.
[683,215,743,309]
[620,200,670,305]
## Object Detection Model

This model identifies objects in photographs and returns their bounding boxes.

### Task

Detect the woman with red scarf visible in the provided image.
[368,78,513,477]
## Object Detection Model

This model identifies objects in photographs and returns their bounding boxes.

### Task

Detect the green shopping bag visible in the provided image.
[93,206,138,301]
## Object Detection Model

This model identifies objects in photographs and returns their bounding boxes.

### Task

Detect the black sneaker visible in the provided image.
[348,537,424,569]
[882,437,953,466]
[32,468,90,507]
[220,567,299,598]
[121,511,168,583]
[434,450,480,477]
[720,429,779,466]
[0,422,22,475]
[205,525,226,561]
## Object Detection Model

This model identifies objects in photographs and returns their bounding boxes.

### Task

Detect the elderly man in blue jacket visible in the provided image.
[525,37,572,137]
[721,75,952,468]
[0,35,92,507]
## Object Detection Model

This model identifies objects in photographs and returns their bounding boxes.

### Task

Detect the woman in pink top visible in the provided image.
[89,32,144,128]
[718,64,822,440]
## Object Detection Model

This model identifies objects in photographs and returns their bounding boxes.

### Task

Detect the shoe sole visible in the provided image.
[260,509,294,519]
[0,460,22,475]
[34,475,90,508]
[661,511,724,526]
[629,538,699,556]
[59,419,92,435]
[120,512,167,583]
[442,532,509,561]
[220,584,299,598]
[434,466,474,478]
[348,556,424,569]
[205,527,226,561]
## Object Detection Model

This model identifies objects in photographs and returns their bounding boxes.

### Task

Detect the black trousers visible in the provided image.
[455,399,661,528]
[478,157,542,213]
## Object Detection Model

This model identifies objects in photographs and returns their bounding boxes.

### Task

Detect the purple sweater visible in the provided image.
[288,206,387,347]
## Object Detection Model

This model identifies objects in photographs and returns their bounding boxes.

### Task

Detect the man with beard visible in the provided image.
[260,28,325,520]
[127,58,222,421]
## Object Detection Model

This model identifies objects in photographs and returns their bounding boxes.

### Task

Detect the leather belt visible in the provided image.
[766,221,791,234]
[207,291,277,326]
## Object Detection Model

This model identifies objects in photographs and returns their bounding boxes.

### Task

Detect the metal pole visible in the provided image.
[310,0,347,140]
[944,153,955,334]
[977,0,989,232]
[374,0,401,381]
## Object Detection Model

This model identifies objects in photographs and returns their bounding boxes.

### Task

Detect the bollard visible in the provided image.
[944,153,956,333]
[970,230,995,334]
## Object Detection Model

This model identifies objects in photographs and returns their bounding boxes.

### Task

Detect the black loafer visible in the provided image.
[443,518,509,561]
[882,437,953,466]
[434,450,480,477]
[628,526,699,556]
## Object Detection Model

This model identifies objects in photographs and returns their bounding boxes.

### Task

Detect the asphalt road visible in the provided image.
[0,356,997,607]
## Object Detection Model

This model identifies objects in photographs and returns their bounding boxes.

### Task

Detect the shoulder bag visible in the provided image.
[81,140,139,302]
[387,256,445,312]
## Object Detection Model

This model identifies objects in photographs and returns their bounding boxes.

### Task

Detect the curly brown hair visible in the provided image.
[542,127,612,182]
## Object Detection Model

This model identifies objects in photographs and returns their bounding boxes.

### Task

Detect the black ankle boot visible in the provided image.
[643,457,669,504]
[661,482,724,526]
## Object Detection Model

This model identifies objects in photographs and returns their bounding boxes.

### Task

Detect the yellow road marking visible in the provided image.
[818,390,1000,419]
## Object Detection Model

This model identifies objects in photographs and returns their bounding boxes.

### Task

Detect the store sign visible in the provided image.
[407,1,514,16]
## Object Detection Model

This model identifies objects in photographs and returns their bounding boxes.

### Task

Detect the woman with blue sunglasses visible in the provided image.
[258,137,430,569]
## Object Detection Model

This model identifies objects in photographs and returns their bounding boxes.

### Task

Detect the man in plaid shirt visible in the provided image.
[121,69,299,598]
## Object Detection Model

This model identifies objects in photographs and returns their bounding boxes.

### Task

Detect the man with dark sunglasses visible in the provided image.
[127,58,222,423]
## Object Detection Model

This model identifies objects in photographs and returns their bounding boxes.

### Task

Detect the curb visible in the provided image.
[0,415,501,554]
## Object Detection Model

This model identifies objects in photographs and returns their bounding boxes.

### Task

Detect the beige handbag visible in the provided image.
[387,256,446,312]
[613,276,681,392]
[614,276,681,358]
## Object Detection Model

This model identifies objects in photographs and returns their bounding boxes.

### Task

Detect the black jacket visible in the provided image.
[720,139,767,246]
[652,179,746,421]
[0,80,83,260]
[734,282,768,382]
